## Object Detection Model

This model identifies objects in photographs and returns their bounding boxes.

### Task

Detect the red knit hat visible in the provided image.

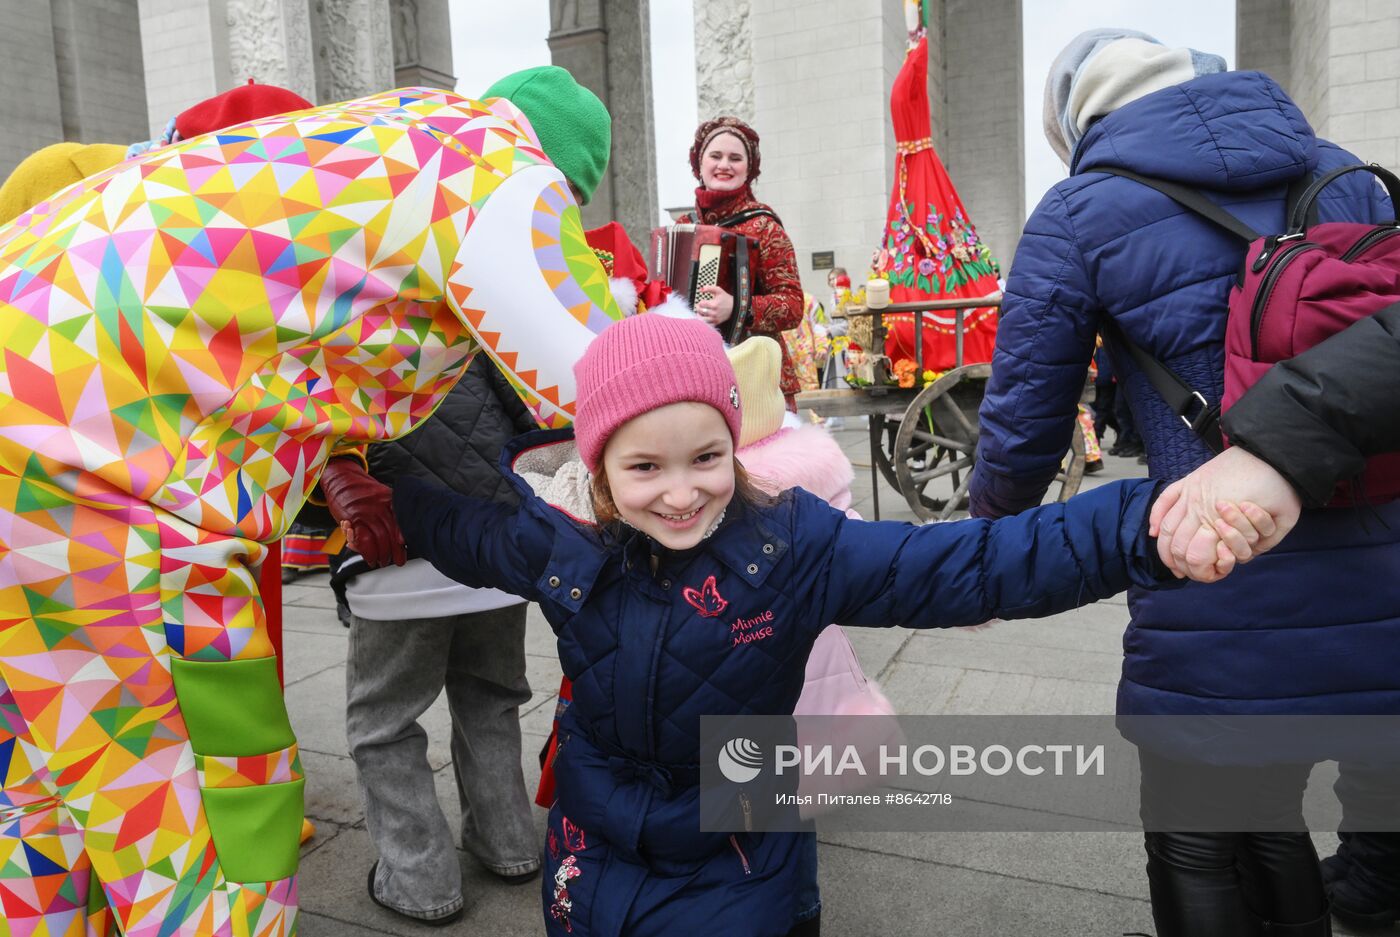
[175,80,313,140]
[573,315,743,472]
[689,116,762,183]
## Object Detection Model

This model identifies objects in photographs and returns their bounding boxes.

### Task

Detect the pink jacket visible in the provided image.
[738,424,854,513]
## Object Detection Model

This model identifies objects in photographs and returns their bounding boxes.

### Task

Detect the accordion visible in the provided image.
[649,224,759,344]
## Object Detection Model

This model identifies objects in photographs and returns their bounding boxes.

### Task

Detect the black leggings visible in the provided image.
[1138,751,1325,937]
[1145,831,1324,937]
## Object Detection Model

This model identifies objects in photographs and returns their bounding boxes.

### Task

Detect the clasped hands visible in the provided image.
[1149,446,1303,583]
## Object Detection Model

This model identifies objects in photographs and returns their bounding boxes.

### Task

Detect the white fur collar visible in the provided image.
[513,440,597,524]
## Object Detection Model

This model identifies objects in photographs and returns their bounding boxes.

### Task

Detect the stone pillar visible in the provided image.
[925,0,948,155]
[140,0,317,131]
[390,0,455,90]
[1235,0,1292,89]
[138,0,229,134]
[694,0,754,123]
[548,0,660,248]
[310,0,395,103]
[941,0,1022,272]
[1290,0,1333,137]
[0,0,64,180]
[1312,0,1397,172]
[1239,0,1398,174]
[51,0,150,145]
[695,0,906,300]
[226,0,318,103]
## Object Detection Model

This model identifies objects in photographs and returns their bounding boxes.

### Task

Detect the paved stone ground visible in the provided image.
[286,422,1361,935]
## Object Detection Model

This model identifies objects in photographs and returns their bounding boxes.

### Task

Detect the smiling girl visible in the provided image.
[386,313,1197,937]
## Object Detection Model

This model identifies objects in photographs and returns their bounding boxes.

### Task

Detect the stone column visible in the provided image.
[925,0,948,155]
[226,0,317,103]
[0,0,64,180]
[390,0,456,90]
[941,0,1022,272]
[548,0,660,248]
[1289,0,1333,137]
[139,0,318,129]
[51,0,150,145]
[694,0,907,300]
[1235,0,1292,90]
[1239,0,1398,174]
[139,0,230,134]
[693,0,754,123]
[310,0,395,103]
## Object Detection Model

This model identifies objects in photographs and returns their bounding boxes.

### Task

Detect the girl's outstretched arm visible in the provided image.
[809,478,1168,630]
[392,474,549,599]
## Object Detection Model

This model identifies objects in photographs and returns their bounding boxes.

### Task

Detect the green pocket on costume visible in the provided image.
[201,778,305,882]
[170,656,295,757]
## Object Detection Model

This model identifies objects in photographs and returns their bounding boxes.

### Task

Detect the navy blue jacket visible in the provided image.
[968,71,1400,720]
[394,431,1161,936]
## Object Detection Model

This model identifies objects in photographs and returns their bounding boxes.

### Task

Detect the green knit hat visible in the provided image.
[483,66,611,205]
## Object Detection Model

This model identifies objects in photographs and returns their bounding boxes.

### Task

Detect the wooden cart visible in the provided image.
[796,297,1086,522]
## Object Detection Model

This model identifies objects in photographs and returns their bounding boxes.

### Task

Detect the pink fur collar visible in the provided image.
[738,424,854,511]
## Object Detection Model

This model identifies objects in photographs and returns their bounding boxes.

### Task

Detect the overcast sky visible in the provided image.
[450,0,1234,225]
[449,0,697,224]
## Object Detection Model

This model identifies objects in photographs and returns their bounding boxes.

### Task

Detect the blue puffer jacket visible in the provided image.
[395,430,1161,937]
[969,71,1400,721]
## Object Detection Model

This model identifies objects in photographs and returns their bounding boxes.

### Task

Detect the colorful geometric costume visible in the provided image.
[0,87,619,937]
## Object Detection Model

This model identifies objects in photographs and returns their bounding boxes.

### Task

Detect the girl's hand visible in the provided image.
[341,519,362,554]
[1184,500,1276,583]
[696,285,734,325]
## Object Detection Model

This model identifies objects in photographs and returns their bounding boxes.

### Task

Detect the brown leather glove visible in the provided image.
[318,457,406,569]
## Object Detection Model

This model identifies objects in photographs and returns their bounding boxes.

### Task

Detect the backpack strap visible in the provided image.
[1090,167,1315,453]
[1288,163,1400,233]
[1101,318,1224,454]
[1285,172,1316,229]
[714,207,782,228]
[1095,167,1260,242]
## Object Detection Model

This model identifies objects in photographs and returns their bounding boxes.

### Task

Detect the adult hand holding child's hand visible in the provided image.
[1149,446,1302,583]
[319,457,407,568]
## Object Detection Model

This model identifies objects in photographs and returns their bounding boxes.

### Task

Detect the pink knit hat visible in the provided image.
[573,314,743,471]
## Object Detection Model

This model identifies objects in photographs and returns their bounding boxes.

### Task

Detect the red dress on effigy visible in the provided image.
[876,35,1000,373]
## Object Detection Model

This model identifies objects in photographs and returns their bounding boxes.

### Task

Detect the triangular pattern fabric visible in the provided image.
[0,87,621,936]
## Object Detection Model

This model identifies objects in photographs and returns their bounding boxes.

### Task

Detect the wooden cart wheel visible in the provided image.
[1054,414,1088,502]
[868,413,905,493]
[889,366,1089,522]
[891,365,990,521]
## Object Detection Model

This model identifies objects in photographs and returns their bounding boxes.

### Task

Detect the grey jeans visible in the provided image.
[346,603,539,920]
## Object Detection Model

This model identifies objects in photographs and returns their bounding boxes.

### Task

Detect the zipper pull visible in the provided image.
[730,833,753,875]
[1252,232,1303,273]
[740,789,753,831]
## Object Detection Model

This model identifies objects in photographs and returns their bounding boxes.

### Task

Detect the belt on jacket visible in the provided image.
[585,726,700,799]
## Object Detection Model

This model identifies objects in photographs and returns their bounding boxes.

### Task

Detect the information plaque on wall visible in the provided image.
[811,251,834,270]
